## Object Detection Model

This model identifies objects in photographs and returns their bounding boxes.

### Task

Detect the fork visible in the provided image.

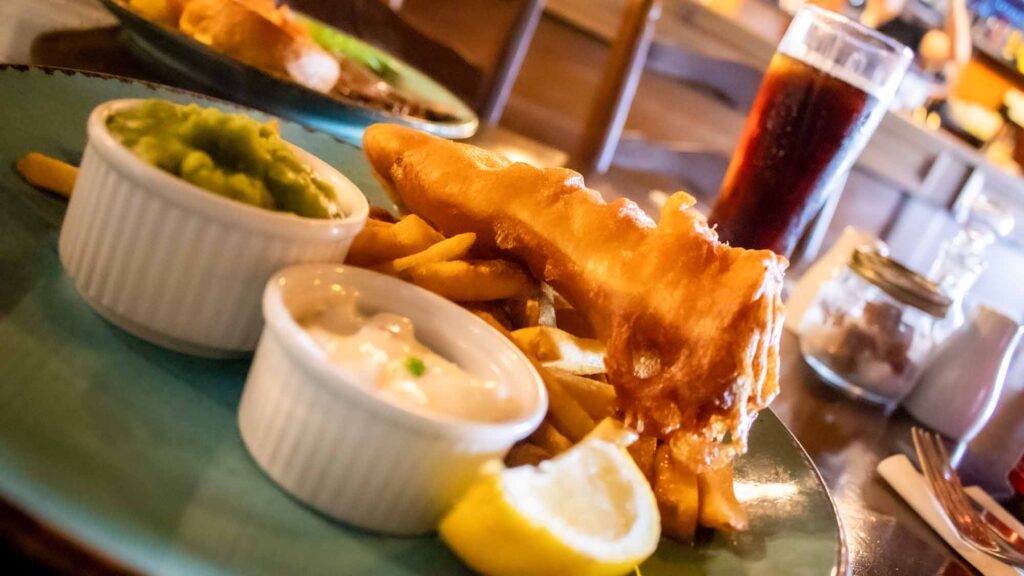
[912,427,1024,568]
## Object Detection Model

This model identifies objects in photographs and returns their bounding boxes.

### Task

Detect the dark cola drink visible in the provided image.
[709,6,911,258]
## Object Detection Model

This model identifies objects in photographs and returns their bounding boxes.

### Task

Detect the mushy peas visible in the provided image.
[107,99,343,218]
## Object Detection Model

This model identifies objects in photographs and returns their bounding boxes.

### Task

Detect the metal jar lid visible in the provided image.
[848,248,951,318]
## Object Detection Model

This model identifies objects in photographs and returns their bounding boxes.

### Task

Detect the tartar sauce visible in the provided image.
[297,292,522,423]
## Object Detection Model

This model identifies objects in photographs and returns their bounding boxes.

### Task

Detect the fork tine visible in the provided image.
[915,428,996,545]
[925,431,979,521]
[914,431,977,531]
[912,429,961,522]
[922,431,978,523]
[912,428,1024,567]
[912,428,938,488]
[934,438,969,494]
[913,428,950,504]
[915,430,956,502]
[928,431,1016,551]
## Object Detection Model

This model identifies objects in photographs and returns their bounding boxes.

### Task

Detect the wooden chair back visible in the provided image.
[574,0,761,203]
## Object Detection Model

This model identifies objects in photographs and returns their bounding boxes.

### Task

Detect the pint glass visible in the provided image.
[709,6,912,258]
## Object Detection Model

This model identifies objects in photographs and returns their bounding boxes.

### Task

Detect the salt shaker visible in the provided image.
[954,342,1024,497]
[903,306,1023,442]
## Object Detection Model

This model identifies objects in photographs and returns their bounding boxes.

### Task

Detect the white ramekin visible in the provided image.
[59,99,369,357]
[238,264,547,535]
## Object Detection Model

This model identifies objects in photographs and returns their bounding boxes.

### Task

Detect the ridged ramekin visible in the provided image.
[238,264,547,535]
[59,99,369,357]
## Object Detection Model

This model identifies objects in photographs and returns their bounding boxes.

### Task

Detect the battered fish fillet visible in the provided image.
[363,124,787,471]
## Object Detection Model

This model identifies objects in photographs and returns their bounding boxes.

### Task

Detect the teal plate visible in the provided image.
[0,66,845,575]
[97,0,478,145]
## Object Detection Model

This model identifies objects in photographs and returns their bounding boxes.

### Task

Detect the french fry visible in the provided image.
[527,420,573,455]
[367,205,398,223]
[554,307,596,339]
[585,417,637,445]
[537,284,558,327]
[466,304,517,334]
[510,326,585,363]
[393,214,445,245]
[545,369,616,420]
[504,442,553,467]
[340,192,753,541]
[15,153,78,198]
[510,326,606,375]
[406,259,536,301]
[697,463,749,531]
[375,232,476,274]
[654,443,700,542]
[346,215,444,266]
[627,434,658,485]
[506,297,541,329]
[551,290,573,311]
[470,309,506,333]
[541,370,596,442]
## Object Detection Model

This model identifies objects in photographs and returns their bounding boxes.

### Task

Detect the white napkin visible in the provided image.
[878,454,1024,576]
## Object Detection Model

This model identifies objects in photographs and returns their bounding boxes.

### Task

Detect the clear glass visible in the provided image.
[798,268,938,410]
[928,192,1016,343]
[709,5,913,258]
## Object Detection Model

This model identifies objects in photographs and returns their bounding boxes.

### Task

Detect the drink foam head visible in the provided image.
[778,5,912,102]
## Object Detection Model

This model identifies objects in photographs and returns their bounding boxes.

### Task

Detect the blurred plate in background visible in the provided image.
[98,0,478,145]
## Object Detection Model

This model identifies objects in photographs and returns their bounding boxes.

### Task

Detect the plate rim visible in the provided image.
[0,409,849,576]
[0,63,369,149]
[0,64,846,575]
[760,408,850,575]
[0,488,140,575]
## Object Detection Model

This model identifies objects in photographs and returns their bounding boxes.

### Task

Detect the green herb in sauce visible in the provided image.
[107,99,343,219]
[405,356,426,378]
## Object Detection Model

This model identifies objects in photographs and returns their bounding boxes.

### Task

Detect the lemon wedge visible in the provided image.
[439,434,660,576]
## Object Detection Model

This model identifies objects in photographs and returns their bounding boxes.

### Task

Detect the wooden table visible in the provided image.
[774,332,980,576]
[0,1,1003,574]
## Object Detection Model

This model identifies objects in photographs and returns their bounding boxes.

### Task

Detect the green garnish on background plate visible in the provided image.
[302,17,399,83]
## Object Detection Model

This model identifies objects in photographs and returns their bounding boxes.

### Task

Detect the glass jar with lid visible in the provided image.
[799,248,951,410]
